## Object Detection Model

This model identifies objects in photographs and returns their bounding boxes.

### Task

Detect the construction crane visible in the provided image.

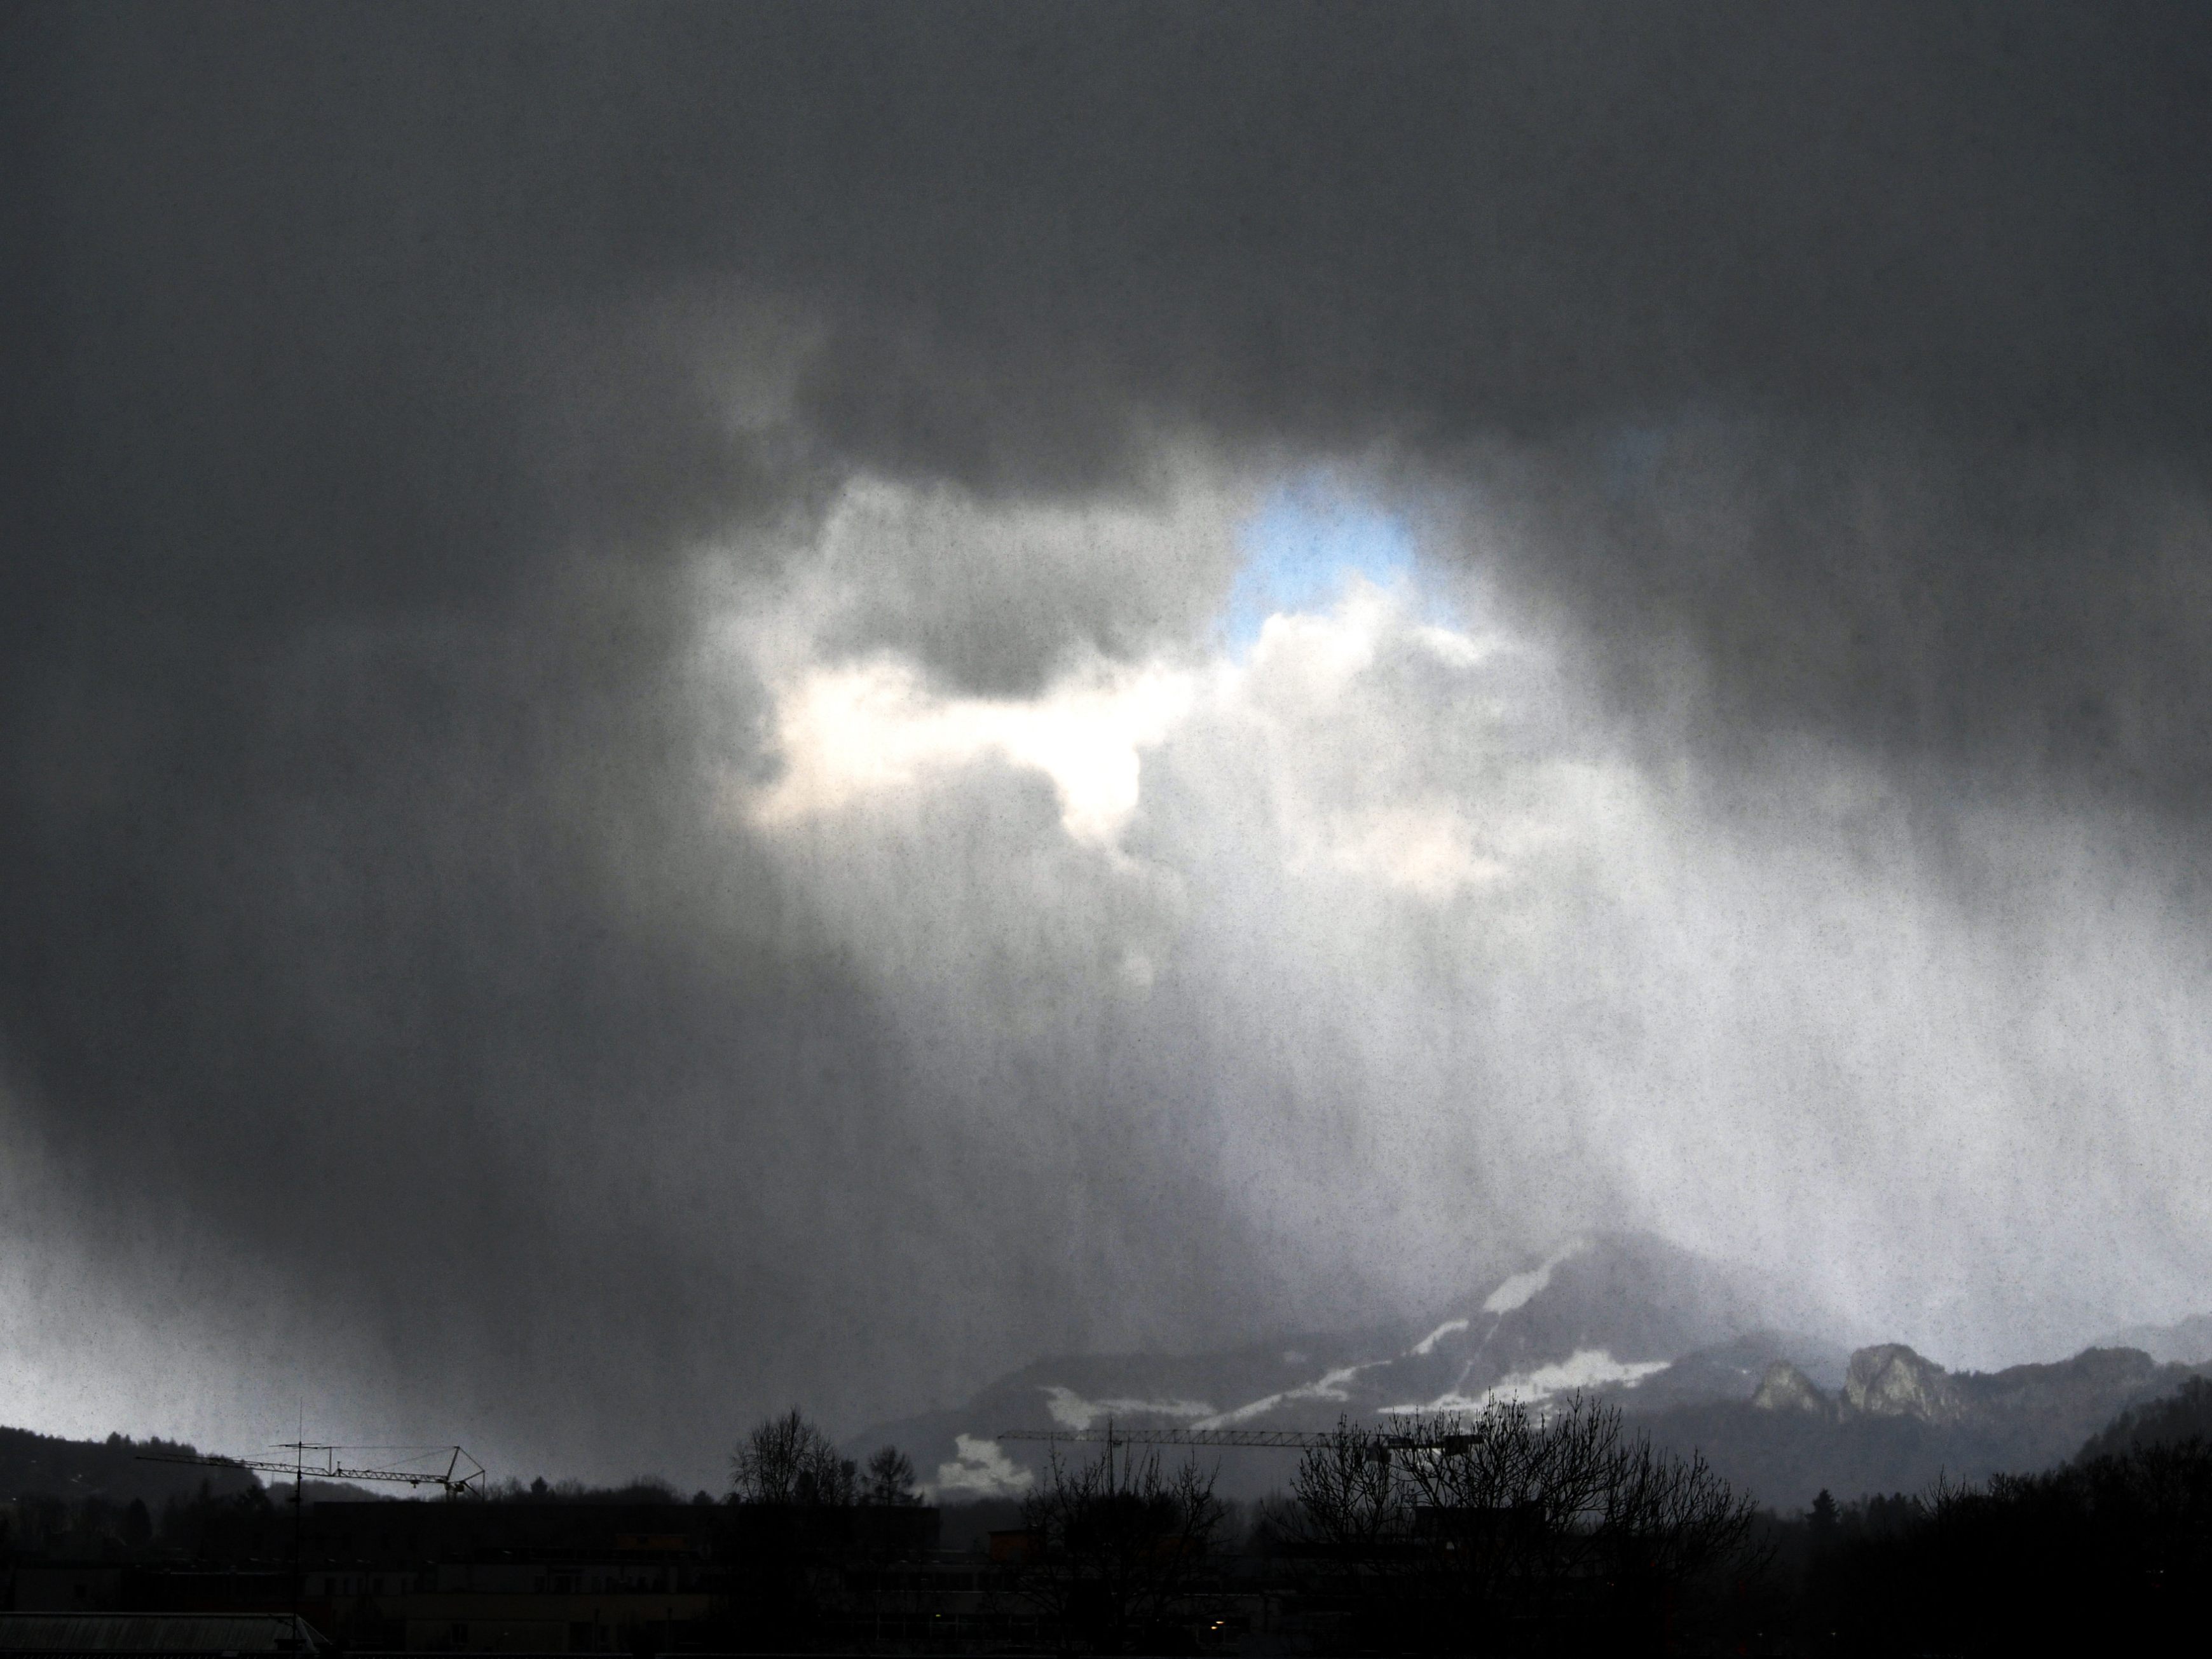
[1003,1426,1328,1451]
[137,1443,488,1644]
[138,1443,486,1498]
[1000,1424,1473,1466]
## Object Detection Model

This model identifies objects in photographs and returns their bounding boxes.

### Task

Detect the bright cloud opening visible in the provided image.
[750,652,1199,847]
[731,472,1554,905]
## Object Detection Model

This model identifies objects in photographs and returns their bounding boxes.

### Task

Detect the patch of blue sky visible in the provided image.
[1221,476,1429,652]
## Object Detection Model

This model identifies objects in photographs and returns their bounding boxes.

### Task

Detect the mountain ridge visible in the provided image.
[0,1427,261,1510]
[848,1232,2209,1507]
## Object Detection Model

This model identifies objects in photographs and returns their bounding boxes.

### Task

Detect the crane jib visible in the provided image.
[135,1444,487,1496]
[997,1426,1462,1452]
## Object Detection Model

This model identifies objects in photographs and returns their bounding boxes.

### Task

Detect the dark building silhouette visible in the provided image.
[0,1614,322,1655]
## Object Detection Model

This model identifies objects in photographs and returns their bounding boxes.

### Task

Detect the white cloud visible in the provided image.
[751,652,1199,849]
[731,527,1584,911]
[928,1433,1035,1499]
[1291,802,1506,899]
[1384,1348,1671,1414]
[1040,1385,1216,1430]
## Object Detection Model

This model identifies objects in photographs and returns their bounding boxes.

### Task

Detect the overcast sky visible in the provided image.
[6,2,2212,1489]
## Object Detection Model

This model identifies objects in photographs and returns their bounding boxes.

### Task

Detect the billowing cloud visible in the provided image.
[709,477,2212,1384]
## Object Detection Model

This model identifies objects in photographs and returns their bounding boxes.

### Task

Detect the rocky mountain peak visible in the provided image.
[1751,1360,1832,1417]
[1841,1344,1970,1425]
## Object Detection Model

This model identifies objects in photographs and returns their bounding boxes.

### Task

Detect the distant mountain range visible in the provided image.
[853,1232,2212,1510]
[2095,1311,2212,1367]
[6,1233,2204,1519]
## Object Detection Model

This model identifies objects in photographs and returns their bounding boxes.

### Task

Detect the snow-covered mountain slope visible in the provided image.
[847,1234,2208,1506]
[850,1232,1832,1498]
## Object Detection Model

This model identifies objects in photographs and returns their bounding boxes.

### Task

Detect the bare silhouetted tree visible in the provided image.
[730,1408,857,1506]
[1289,1397,1757,1651]
[861,1445,920,1506]
[1292,1417,1407,1552]
[1011,1444,1225,1653]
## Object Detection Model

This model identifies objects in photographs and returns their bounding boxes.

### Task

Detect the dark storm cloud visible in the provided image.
[4,2,2211,1477]
[14,1,2212,707]
[1444,423,2212,829]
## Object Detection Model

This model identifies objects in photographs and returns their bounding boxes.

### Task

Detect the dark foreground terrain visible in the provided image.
[4,1378,2209,1655]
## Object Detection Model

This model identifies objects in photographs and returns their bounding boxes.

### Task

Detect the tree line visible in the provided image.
[723,1381,2209,1653]
[1766,1385,2212,1653]
[726,1394,1756,1653]
[10,1382,2202,1651]
[730,1408,922,1508]
[1269,1398,1755,1653]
